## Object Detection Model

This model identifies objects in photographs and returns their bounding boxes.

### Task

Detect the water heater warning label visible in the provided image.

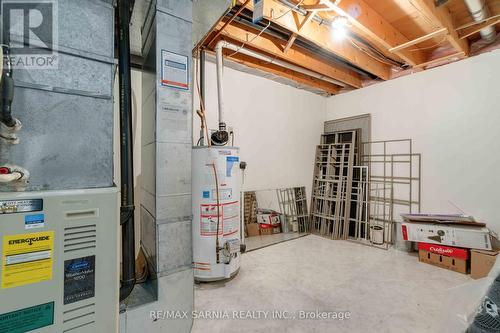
[1,231,54,289]
[64,256,96,305]
[200,202,239,236]
[0,302,54,333]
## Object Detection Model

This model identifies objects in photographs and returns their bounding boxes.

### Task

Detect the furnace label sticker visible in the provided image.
[24,213,45,229]
[0,199,43,214]
[64,255,96,305]
[1,231,54,289]
[161,50,189,90]
[0,302,54,333]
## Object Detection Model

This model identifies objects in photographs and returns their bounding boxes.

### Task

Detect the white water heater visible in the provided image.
[192,146,241,281]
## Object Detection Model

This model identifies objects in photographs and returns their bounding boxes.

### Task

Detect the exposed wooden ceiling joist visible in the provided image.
[389,27,448,52]
[237,0,392,80]
[214,20,363,88]
[410,0,470,56]
[217,49,342,95]
[284,10,316,53]
[457,16,500,39]
[318,0,427,66]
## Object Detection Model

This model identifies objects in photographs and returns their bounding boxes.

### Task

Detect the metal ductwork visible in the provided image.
[464,0,496,43]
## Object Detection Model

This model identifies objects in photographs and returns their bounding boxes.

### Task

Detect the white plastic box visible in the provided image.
[402,222,492,250]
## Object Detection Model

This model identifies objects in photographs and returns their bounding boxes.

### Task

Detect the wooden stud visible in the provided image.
[389,28,448,53]
[457,16,500,39]
[216,21,363,87]
[284,10,315,53]
[413,51,465,68]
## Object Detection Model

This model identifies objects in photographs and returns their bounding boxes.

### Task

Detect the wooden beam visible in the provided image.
[457,16,500,39]
[389,28,448,53]
[240,0,391,79]
[218,49,341,95]
[301,4,329,11]
[413,51,464,69]
[410,0,470,56]
[284,33,298,52]
[284,11,315,52]
[319,0,427,66]
[217,21,363,87]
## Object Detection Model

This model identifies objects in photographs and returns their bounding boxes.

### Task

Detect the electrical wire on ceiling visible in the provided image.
[348,37,405,67]
[407,34,447,51]
[228,0,305,57]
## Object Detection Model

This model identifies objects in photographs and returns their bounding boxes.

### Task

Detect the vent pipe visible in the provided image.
[117,0,136,302]
[464,0,496,43]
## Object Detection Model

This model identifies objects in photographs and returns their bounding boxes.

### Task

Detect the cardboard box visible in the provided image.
[402,222,492,250]
[246,223,260,237]
[471,249,500,279]
[418,250,468,274]
[418,243,469,260]
[259,225,273,235]
[257,213,280,225]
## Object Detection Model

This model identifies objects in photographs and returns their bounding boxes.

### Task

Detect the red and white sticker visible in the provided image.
[200,201,239,236]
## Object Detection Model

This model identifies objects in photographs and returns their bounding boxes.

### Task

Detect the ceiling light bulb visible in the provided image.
[331,16,349,40]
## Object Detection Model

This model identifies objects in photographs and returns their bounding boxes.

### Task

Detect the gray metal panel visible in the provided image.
[2,0,115,192]
[1,88,114,191]
[14,53,114,98]
[192,0,231,46]
[57,0,115,59]
[157,0,193,23]
[156,220,192,275]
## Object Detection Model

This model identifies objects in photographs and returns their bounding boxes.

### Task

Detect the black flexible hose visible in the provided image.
[1,43,15,127]
[117,0,136,302]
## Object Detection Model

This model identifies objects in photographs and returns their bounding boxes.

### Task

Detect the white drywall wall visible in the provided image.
[325,50,500,232]
[193,60,326,196]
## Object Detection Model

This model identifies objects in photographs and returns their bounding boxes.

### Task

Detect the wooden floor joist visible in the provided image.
[216,21,363,88]
[410,0,470,56]
[319,0,427,66]
[457,16,500,39]
[218,49,342,95]
[237,0,392,80]
[389,28,448,53]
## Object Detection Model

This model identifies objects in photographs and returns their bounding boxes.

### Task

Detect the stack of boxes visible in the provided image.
[402,214,499,279]
[256,209,282,235]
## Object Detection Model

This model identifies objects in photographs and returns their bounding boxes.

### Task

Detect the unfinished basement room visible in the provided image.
[0,0,499,332]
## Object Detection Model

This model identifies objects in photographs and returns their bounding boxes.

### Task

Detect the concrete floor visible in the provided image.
[244,232,304,251]
[192,234,470,333]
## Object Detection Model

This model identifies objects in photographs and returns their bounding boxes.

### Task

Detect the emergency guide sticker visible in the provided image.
[161,50,189,90]
[1,231,54,289]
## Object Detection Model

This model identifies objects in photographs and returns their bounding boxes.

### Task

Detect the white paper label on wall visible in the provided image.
[253,0,263,23]
[161,50,189,90]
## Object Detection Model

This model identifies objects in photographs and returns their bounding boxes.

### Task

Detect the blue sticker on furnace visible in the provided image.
[24,213,45,229]
[202,191,210,199]
[226,156,239,177]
